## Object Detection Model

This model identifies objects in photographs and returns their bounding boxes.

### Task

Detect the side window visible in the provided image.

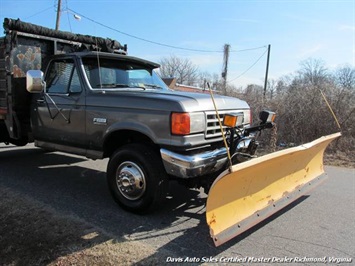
[100,67,116,85]
[82,58,129,88]
[46,60,81,94]
[128,69,151,85]
[69,68,81,93]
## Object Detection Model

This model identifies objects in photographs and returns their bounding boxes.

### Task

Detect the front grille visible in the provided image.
[205,110,245,139]
[205,110,229,139]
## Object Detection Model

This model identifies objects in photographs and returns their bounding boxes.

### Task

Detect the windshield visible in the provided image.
[82,57,168,90]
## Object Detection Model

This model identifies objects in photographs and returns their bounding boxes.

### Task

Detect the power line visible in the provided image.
[230,45,267,53]
[21,4,267,55]
[66,8,223,53]
[64,0,72,32]
[228,47,268,83]
[66,8,267,54]
[24,5,55,20]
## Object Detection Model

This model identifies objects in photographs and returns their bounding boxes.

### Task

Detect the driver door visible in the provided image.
[31,58,86,150]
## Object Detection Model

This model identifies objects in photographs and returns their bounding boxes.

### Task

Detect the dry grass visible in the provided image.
[257,136,354,169]
[324,150,355,169]
[0,186,169,266]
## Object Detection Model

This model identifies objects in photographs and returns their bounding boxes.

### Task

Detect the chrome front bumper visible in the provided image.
[160,147,228,178]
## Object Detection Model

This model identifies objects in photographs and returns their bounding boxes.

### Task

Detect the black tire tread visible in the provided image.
[107,143,168,214]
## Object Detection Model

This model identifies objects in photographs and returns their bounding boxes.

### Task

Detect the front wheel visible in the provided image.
[107,144,168,214]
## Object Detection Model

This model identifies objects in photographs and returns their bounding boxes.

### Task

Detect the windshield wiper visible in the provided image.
[95,83,146,90]
[143,83,163,90]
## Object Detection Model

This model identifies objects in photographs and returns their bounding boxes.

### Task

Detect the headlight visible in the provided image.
[171,112,205,135]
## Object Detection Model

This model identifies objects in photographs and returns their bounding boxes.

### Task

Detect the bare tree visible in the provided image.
[332,65,355,139]
[334,65,355,90]
[267,59,354,157]
[159,55,199,86]
[196,71,224,91]
[267,79,277,99]
[297,58,329,87]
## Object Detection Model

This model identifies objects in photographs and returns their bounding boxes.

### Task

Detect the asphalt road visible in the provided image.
[1,143,354,265]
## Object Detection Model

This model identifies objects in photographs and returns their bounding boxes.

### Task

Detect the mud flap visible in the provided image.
[206,132,341,247]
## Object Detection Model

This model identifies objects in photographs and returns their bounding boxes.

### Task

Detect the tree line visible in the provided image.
[159,56,355,155]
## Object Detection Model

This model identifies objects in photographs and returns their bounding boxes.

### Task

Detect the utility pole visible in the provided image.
[263,44,271,102]
[55,0,62,30]
[221,44,230,95]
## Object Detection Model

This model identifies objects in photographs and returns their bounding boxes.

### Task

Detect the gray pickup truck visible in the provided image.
[1,18,269,214]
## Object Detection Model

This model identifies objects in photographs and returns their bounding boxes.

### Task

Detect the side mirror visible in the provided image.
[26,70,45,93]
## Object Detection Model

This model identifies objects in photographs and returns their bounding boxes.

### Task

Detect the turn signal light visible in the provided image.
[259,110,276,123]
[171,112,190,135]
[223,113,244,128]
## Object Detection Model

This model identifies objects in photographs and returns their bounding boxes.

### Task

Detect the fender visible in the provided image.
[103,120,157,143]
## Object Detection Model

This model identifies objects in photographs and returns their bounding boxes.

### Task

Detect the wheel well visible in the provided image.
[103,130,156,158]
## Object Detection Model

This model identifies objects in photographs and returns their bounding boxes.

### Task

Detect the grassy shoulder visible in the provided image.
[324,150,355,168]
[0,186,170,266]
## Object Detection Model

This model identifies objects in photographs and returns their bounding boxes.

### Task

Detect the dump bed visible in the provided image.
[0,38,6,113]
[0,18,126,143]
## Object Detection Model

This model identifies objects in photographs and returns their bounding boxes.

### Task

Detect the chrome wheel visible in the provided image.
[116,161,146,200]
[107,144,168,213]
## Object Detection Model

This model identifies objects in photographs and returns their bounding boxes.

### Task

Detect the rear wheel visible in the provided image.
[107,143,168,214]
[9,138,28,146]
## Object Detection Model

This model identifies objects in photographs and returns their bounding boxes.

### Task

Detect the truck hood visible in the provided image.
[88,89,249,113]
[160,90,249,112]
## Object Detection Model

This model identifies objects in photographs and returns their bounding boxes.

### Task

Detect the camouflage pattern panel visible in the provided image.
[9,45,41,78]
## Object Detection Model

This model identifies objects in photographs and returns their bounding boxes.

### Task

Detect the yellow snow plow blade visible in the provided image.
[206,132,341,247]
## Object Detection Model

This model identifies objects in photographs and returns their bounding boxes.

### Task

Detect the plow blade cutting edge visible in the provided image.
[206,132,341,247]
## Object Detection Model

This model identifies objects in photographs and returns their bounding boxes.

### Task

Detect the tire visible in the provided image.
[9,138,28,146]
[107,143,168,214]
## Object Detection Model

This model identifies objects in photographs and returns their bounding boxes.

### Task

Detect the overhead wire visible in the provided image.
[228,47,268,83]
[24,4,269,85]
[65,7,269,85]
[24,5,55,20]
[24,5,267,55]
[230,45,267,53]
[64,0,72,32]
[66,7,266,55]
[66,8,223,53]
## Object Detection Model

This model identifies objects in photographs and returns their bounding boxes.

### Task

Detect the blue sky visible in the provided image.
[1,0,354,87]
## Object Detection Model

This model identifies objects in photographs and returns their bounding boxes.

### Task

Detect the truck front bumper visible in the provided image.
[160,147,228,178]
